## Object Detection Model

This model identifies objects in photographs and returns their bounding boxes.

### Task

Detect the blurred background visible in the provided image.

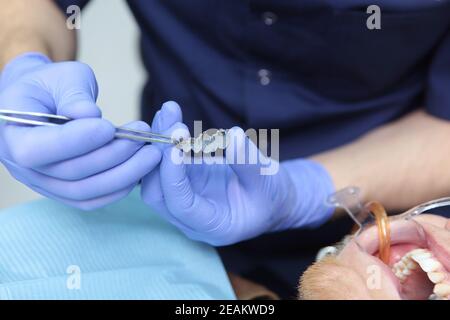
[0,0,144,209]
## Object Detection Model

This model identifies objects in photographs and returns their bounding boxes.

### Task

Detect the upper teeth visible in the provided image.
[428,272,446,284]
[412,256,442,273]
[391,248,449,300]
[409,251,432,261]
[434,283,450,298]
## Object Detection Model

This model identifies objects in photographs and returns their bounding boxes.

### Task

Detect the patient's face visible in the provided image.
[299,214,449,300]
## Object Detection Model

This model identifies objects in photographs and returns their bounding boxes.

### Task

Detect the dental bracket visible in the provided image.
[175,129,229,154]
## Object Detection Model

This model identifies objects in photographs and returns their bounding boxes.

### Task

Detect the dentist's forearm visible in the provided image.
[312,109,450,214]
[0,0,76,69]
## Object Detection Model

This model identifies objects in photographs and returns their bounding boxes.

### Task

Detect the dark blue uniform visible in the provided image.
[57,0,450,298]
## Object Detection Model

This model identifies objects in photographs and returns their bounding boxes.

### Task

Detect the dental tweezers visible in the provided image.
[0,109,178,145]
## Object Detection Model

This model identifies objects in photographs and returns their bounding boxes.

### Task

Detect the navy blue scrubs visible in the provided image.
[56,0,450,298]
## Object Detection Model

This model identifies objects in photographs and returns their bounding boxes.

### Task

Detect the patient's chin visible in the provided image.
[299,257,373,300]
[299,243,401,300]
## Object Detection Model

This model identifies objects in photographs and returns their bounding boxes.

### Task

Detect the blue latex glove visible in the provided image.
[0,52,161,210]
[141,102,335,246]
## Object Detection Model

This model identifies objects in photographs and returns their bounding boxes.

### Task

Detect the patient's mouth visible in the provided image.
[390,248,449,300]
[359,217,450,300]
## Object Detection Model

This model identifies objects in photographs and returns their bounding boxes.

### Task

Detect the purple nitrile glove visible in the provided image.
[0,52,161,210]
[141,101,335,245]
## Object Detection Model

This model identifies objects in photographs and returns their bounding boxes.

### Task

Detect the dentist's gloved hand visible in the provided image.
[141,102,335,246]
[0,52,161,210]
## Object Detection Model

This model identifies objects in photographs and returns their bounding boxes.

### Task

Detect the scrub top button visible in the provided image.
[258,69,271,86]
[262,12,277,26]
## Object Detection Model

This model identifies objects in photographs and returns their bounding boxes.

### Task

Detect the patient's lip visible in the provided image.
[337,240,402,297]
[355,216,450,271]
[355,218,425,257]
[421,223,450,271]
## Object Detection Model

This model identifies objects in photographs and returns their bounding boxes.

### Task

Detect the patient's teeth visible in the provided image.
[408,249,426,256]
[410,251,432,262]
[406,261,417,270]
[433,283,450,297]
[417,258,442,273]
[428,293,439,300]
[391,248,447,284]
[395,270,405,281]
[402,269,411,276]
[428,272,446,284]
[402,268,411,276]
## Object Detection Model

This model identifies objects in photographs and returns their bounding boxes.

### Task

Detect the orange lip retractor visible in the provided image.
[363,201,391,264]
[327,187,392,263]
